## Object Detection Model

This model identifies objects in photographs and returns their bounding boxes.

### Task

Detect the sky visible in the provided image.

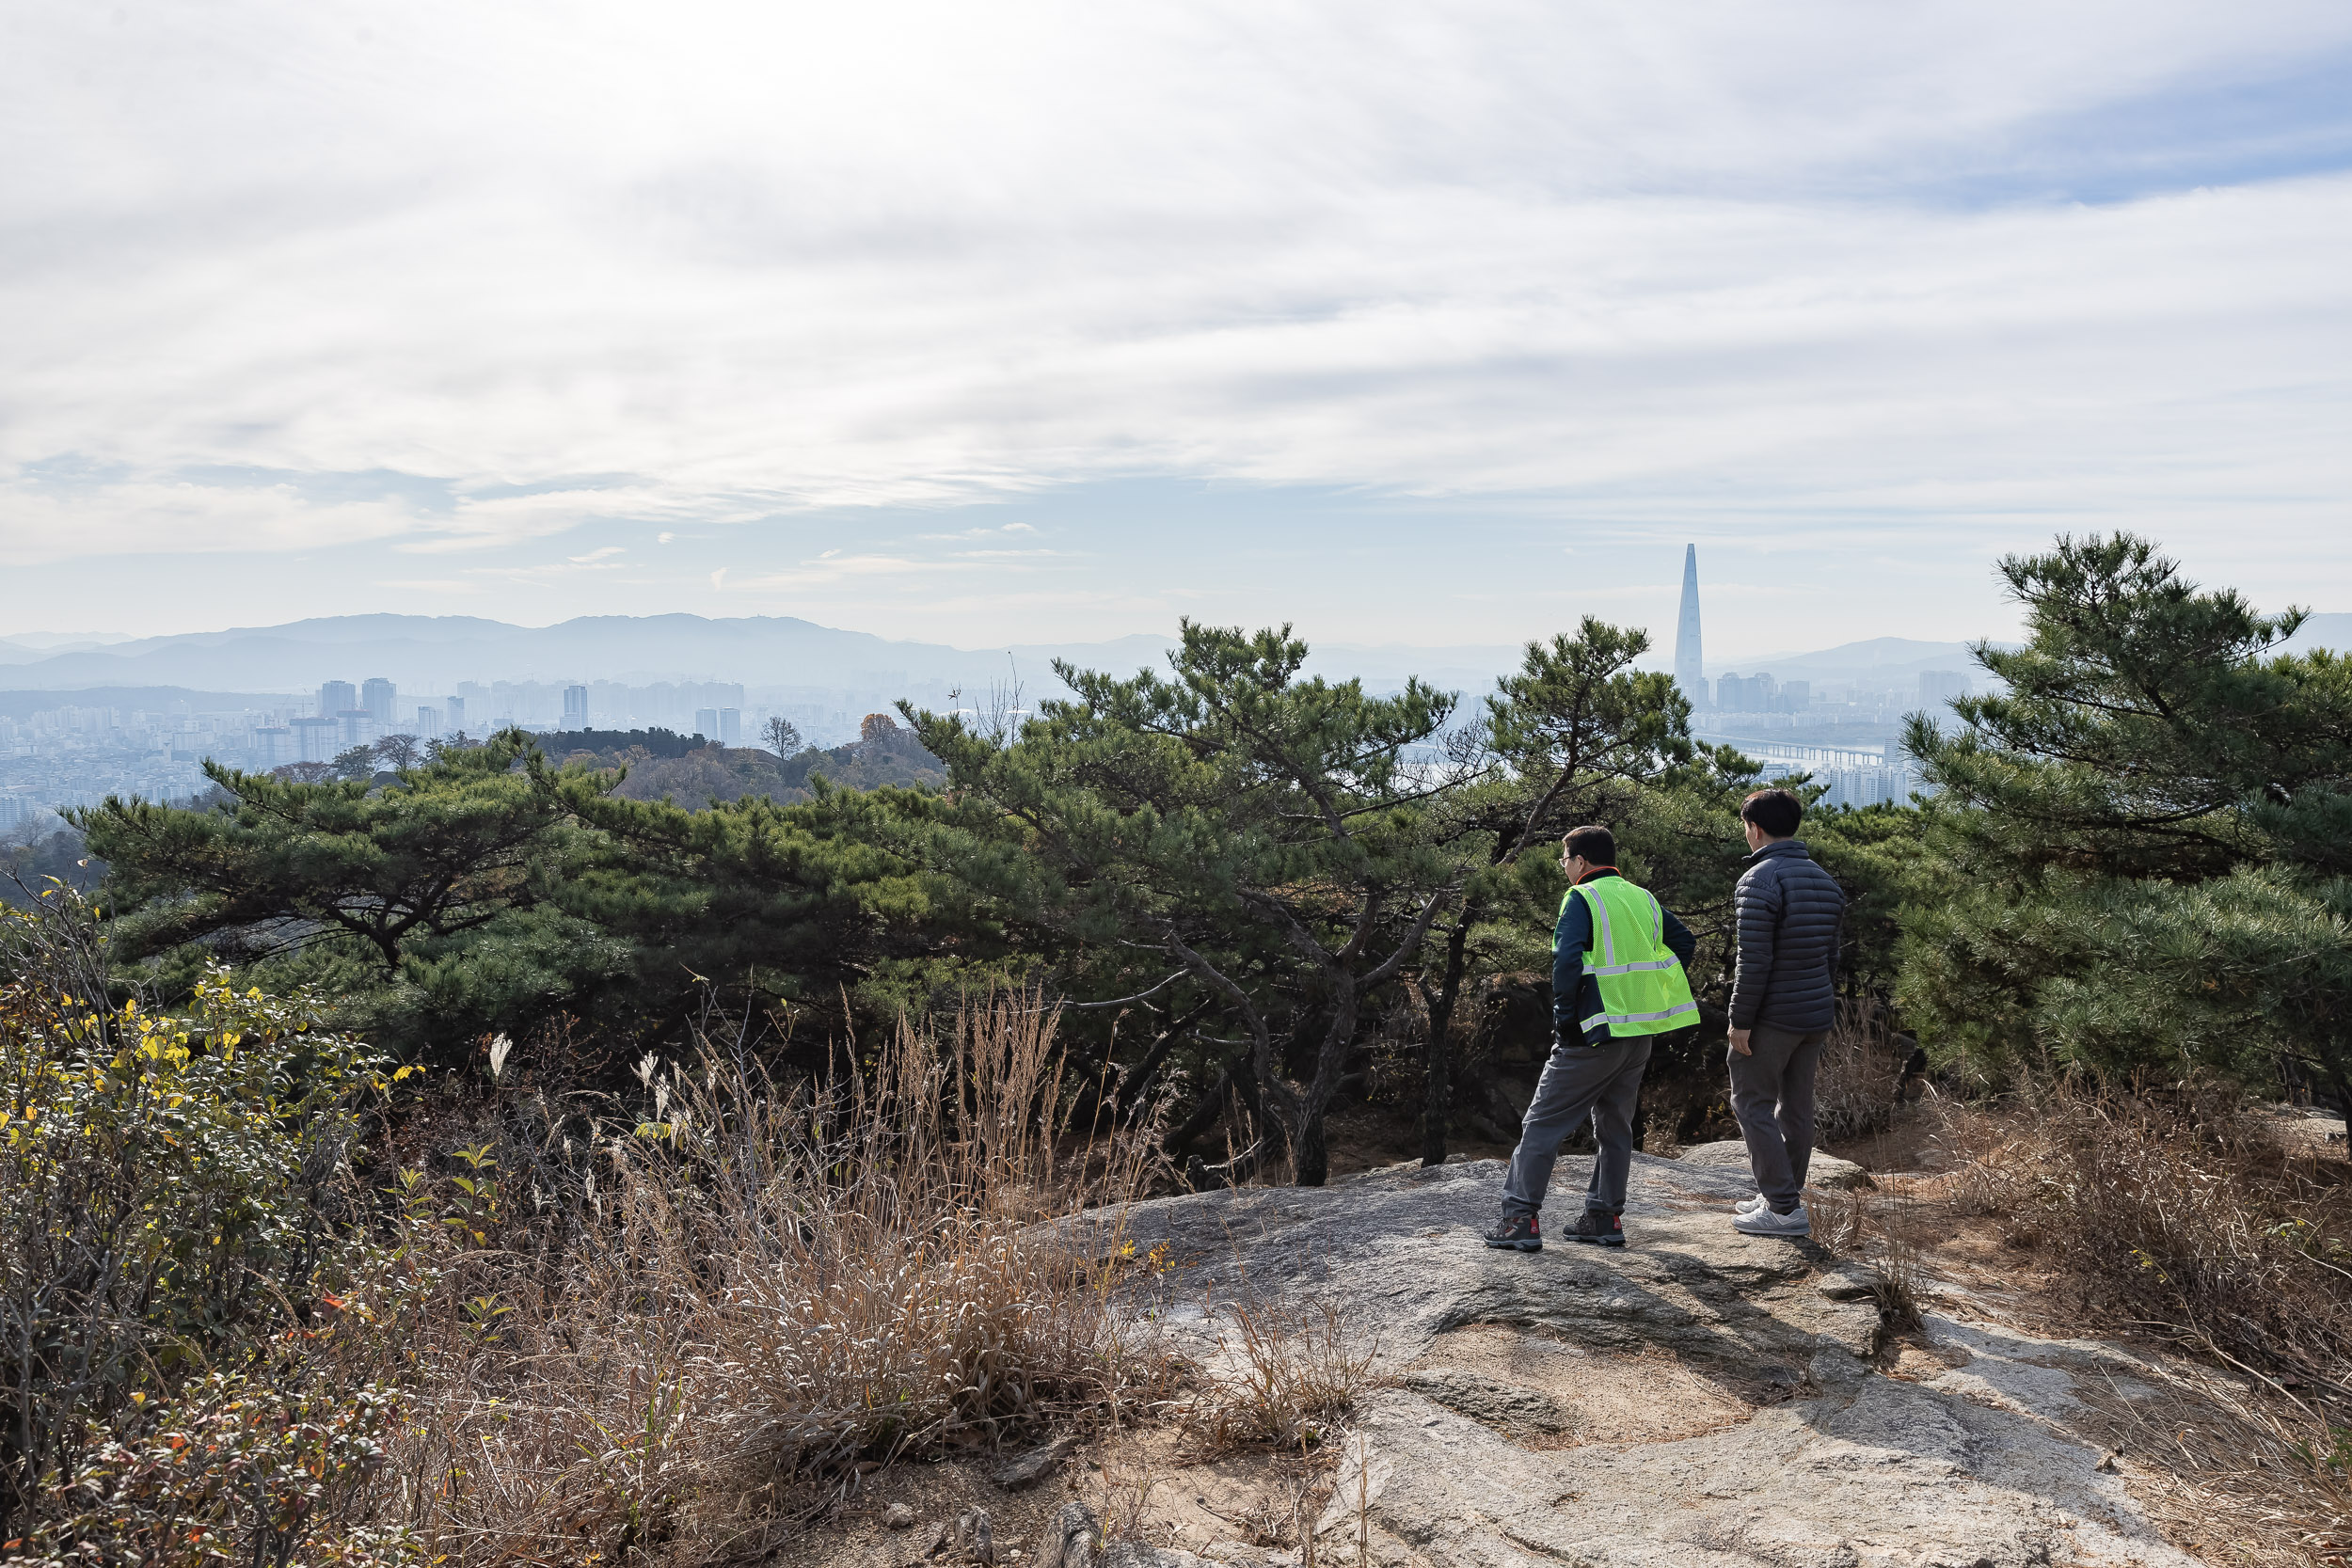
[3,2,2349,662]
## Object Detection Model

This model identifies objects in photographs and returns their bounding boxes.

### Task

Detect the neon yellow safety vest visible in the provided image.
[1556,876,1699,1038]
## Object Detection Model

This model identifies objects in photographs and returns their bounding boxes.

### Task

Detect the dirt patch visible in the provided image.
[1820,1107,1949,1176]
[784,1451,1084,1568]
[1406,1323,1757,1449]
[2251,1101,2350,1160]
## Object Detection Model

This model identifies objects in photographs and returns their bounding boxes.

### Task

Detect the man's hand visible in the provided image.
[1728,1027,1753,1056]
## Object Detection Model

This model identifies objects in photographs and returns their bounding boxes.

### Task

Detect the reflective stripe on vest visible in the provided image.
[1562,876,1699,1038]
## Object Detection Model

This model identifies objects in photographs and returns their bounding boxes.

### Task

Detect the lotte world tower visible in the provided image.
[1675,545,1705,708]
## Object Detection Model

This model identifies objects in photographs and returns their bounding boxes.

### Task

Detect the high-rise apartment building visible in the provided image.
[1715,672,1812,715]
[336,710,376,750]
[445,696,466,734]
[319,680,356,718]
[291,715,339,762]
[1717,671,1777,712]
[563,685,589,730]
[1917,670,1968,708]
[413,705,441,739]
[361,678,397,727]
[717,707,740,745]
[1675,545,1705,708]
[693,707,719,741]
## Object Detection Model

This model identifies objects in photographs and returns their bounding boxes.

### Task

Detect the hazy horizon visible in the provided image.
[6,6,2348,652]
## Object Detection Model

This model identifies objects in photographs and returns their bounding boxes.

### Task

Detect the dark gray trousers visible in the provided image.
[1729,1024,1829,1212]
[1501,1035,1651,1218]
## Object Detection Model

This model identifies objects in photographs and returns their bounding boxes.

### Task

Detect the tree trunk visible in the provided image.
[1114,1000,1215,1125]
[2321,1042,2352,1130]
[1421,913,1475,1167]
[1163,1055,1243,1158]
[1185,1132,1278,1190]
[1292,1106,1330,1187]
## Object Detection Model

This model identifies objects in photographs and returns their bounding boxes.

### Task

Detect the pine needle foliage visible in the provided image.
[1902,533,2352,1103]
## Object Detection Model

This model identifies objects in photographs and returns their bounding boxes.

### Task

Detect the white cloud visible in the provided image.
[729,553,957,590]
[1,2,2347,636]
[0,476,423,565]
[920,523,1041,541]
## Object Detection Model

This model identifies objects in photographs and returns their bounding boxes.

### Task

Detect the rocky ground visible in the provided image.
[803,1149,2221,1568]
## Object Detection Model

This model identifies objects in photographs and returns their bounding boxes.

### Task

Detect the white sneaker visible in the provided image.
[1735,1193,1769,1215]
[1733,1201,1810,1237]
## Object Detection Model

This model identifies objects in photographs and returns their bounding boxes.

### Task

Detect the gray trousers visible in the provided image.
[1501,1036,1651,1218]
[1729,1024,1829,1212]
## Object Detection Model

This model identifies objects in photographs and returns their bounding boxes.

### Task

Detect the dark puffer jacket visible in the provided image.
[1728,838,1846,1032]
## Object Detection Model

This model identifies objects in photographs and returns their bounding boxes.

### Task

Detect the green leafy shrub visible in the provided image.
[0,890,388,1521]
[4,1374,416,1567]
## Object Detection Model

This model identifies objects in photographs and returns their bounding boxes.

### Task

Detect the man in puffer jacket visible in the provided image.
[1725,787,1846,1238]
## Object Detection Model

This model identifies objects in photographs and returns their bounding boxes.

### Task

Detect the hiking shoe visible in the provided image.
[1482,1212,1542,1252]
[1736,1193,1769,1215]
[1559,1210,1626,1247]
[1733,1202,1810,1238]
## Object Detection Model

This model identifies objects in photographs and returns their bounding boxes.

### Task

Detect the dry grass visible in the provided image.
[1805,1182,1867,1251]
[2063,1354,2352,1568]
[328,994,1168,1565]
[1908,1085,2352,1565]
[1178,1292,1380,1456]
[1814,999,1909,1143]
[1933,1084,2352,1391]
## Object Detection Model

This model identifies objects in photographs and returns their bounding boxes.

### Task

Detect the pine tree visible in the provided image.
[76,731,613,1058]
[1412,618,1696,1165]
[905,621,1463,1186]
[1904,533,2352,1108]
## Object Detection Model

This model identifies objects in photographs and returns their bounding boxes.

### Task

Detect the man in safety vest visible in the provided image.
[1482,824,1699,1250]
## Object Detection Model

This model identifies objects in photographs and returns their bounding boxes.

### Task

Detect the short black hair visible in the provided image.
[1563,825,1615,864]
[1740,788,1803,839]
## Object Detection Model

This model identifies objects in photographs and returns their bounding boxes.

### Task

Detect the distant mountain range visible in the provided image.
[1730,613,2352,686]
[0,614,1519,702]
[1720,636,1985,685]
[0,611,2343,705]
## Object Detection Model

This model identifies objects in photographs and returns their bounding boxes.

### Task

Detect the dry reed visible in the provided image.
[328,991,1168,1565]
[1923,1085,2352,1565]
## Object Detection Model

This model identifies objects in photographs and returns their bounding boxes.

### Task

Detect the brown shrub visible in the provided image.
[1814,999,1908,1143]
[1934,1082,2352,1398]
[318,992,1168,1565]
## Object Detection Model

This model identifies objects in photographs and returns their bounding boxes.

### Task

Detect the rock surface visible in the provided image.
[1676,1138,1875,1190]
[993,1435,1077,1492]
[1041,1501,1207,1568]
[1097,1152,2201,1568]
